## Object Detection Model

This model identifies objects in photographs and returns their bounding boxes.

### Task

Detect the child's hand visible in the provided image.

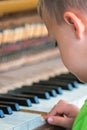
[44,100,80,129]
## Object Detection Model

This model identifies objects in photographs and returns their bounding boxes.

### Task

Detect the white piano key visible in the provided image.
[21,84,87,113]
[28,115,45,130]
[0,111,45,130]
[0,123,14,130]
[0,112,28,130]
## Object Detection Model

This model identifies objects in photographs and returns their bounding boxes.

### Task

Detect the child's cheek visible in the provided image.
[59,49,78,73]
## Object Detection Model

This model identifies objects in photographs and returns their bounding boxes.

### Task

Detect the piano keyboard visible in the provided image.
[0,51,87,130]
[0,73,87,130]
[0,111,45,130]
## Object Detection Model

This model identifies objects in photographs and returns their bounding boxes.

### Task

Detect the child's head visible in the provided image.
[38,0,87,82]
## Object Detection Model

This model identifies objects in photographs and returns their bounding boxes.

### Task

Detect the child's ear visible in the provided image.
[63,12,85,39]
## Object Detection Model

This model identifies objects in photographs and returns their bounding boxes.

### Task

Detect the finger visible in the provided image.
[48,104,57,115]
[48,100,79,117]
[48,100,69,116]
[47,116,74,129]
[44,114,52,120]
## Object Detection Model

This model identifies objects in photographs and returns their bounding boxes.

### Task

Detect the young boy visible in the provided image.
[37,0,87,130]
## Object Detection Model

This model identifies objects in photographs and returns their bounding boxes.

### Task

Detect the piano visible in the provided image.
[0,1,87,130]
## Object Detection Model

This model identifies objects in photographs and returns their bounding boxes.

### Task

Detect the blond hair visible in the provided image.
[38,0,87,24]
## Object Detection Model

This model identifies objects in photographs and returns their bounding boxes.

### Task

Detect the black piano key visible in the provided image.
[13,88,51,99]
[67,72,84,83]
[7,93,39,104]
[55,72,80,82]
[20,90,50,99]
[0,95,32,107]
[33,83,63,94]
[22,86,57,97]
[0,105,13,115]
[60,73,83,83]
[72,81,78,88]
[33,87,57,97]
[48,78,78,88]
[50,76,77,82]
[0,109,5,118]
[34,81,73,91]
[67,72,79,80]
[0,101,20,111]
